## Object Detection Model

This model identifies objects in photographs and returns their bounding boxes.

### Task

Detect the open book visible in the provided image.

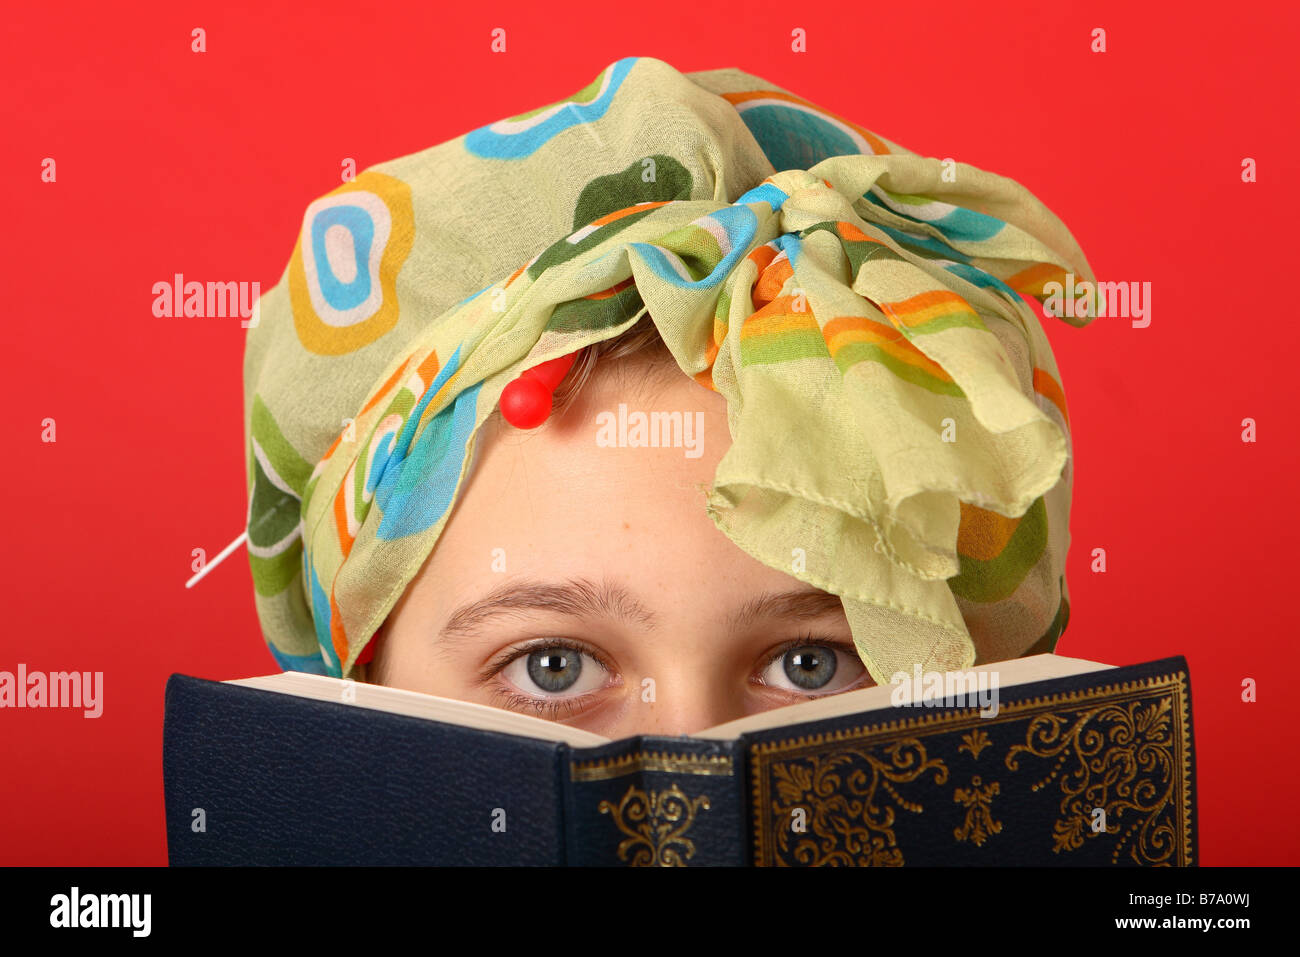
[163,654,1196,866]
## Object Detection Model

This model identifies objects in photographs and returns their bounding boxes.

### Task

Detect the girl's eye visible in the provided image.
[500,645,608,697]
[760,644,865,694]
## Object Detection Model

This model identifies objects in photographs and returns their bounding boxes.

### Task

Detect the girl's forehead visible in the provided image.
[461,376,726,534]
[406,371,801,610]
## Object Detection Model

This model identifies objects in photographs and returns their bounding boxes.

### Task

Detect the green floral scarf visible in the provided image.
[243,56,1094,685]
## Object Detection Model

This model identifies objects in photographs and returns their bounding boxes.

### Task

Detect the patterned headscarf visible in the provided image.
[243,56,1095,686]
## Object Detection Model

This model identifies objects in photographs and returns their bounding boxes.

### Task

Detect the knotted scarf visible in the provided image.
[243,56,1095,685]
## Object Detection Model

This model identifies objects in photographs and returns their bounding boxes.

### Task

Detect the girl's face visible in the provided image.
[369,359,871,737]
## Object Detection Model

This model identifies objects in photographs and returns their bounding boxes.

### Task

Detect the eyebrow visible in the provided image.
[439,577,659,644]
[434,577,846,647]
[724,588,846,632]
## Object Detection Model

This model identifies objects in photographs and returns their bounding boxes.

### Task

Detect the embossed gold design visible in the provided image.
[959,728,992,761]
[1006,694,1182,865]
[597,783,711,866]
[953,775,1002,846]
[763,739,948,866]
[751,669,1193,866]
[571,752,732,782]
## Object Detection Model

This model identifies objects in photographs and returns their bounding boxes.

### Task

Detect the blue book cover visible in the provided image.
[163,654,1195,866]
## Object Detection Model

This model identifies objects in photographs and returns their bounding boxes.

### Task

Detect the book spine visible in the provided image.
[563,737,747,866]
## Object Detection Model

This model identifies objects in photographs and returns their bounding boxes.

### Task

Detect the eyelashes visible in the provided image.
[486,688,603,721]
[478,636,615,685]
[753,635,868,696]
[756,634,844,672]
[478,632,864,719]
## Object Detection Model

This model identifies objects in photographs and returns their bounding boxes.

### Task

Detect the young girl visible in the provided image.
[243,56,1095,738]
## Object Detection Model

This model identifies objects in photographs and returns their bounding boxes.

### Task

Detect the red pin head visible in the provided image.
[499,351,579,429]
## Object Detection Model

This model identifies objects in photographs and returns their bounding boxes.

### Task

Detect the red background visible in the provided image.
[3,1,1297,865]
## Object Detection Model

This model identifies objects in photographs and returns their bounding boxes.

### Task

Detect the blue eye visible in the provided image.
[760,643,865,695]
[783,646,836,689]
[527,648,581,693]
[500,644,607,698]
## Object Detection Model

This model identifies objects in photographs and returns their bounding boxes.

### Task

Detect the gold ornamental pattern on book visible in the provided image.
[597,783,713,867]
[573,751,727,867]
[750,670,1193,866]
